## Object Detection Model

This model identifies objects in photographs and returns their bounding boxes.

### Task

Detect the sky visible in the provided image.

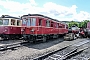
[0,0,90,21]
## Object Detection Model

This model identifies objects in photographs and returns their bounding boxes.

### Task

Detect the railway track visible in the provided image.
[0,40,28,51]
[33,39,90,60]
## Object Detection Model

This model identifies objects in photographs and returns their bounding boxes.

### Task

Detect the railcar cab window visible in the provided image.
[0,19,9,25]
[30,18,36,26]
[11,19,15,25]
[22,18,36,26]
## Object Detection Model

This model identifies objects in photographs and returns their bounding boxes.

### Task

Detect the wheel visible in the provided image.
[42,36,46,42]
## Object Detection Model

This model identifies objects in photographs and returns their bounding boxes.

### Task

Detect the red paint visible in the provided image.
[87,22,90,29]
[22,15,68,35]
[0,26,21,34]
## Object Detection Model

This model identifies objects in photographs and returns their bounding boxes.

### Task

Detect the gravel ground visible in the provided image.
[0,38,88,60]
[0,40,24,45]
[68,41,90,60]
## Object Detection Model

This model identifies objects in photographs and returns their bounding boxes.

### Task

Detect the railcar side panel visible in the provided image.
[9,26,21,34]
[0,26,9,34]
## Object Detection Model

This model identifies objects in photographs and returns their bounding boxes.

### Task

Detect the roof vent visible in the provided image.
[28,14,31,16]
[1,15,10,18]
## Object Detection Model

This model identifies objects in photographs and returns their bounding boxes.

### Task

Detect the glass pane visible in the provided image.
[39,19,42,26]
[17,20,21,26]
[23,19,27,25]
[27,18,31,26]
[56,24,58,28]
[3,19,9,25]
[11,19,15,25]
[46,20,50,27]
[0,19,3,25]
[31,18,36,26]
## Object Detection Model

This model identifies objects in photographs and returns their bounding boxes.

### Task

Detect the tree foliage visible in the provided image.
[67,20,90,28]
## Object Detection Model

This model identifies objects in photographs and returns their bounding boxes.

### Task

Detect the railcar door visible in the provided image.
[37,18,43,35]
[22,18,27,34]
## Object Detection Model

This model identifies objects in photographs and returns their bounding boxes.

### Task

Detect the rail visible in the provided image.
[33,40,90,60]
[0,41,28,51]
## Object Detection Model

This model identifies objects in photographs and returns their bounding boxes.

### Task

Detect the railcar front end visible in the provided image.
[0,15,22,40]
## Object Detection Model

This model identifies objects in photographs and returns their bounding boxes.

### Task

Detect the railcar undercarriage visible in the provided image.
[22,34,65,42]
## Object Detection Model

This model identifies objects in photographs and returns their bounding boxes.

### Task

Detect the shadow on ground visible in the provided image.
[22,37,64,50]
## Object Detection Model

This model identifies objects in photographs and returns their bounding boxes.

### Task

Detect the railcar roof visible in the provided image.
[22,14,62,22]
[0,15,21,20]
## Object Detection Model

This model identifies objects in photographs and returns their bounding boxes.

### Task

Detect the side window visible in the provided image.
[17,20,21,26]
[3,19,9,25]
[46,20,50,27]
[0,19,3,25]
[51,22,54,27]
[59,24,62,28]
[56,23,59,28]
[65,24,68,29]
[38,19,42,26]
[63,25,65,28]
[11,19,15,25]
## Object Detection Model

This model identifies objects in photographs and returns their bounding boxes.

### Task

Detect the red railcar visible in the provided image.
[0,15,22,39]
[21,14,68,42]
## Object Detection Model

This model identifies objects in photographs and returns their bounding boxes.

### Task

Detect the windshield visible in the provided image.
[22,18,36,26]
[72,27,79,30]
[0,19,9,25]
[3,19,9,25]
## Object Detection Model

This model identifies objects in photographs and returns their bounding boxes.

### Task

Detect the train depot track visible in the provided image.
[0,40,28,51]
[0,38,89,60]
[33,39,90,60]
